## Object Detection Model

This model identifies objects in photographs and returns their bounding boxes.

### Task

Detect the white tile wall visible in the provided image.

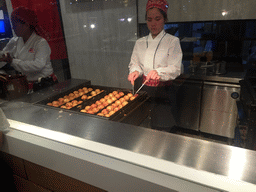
[59,0,137,89]
[139,0,256,23]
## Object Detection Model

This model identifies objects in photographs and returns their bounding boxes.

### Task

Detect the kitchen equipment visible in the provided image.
[199,62,215,75]
[215,61,227,75]
[0,74,28,100]
[135,79,148,95]
[239,76,256,149]
[199,81,240,138]
[35,83,150,125]
[176,79,203,131]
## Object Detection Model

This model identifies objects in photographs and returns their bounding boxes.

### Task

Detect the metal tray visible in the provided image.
[35,83,149,122]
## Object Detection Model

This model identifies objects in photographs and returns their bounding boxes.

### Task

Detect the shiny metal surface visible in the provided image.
[1,101,256,186]
[199,83,240,138]
[176,79,203,130]
[178,71,245,84]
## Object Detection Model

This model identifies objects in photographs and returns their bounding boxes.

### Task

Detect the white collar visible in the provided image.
[149,30,165,41]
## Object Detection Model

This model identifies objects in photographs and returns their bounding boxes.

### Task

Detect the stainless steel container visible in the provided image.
[199,81,240,138]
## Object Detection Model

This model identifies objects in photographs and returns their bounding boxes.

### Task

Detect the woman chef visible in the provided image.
[0,7,57,91]
[128,0,183,132]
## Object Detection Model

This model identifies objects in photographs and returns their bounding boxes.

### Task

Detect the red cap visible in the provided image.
[11,6,38,28]
[146,0,169,14]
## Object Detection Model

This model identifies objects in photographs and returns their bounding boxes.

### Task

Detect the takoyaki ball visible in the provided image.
[60,106,67,109]
[63,98,70,103]
[115,94,121,99]
[105,114,111,117]
[127,93,133,98]
[81,95,87,100]
[91,91,97,96]
[109,111,115,116]
[74,93,80,98]
[69,96,75,101]
[130,96,136,101]
[78,89,83,92]
[95,101,101,105]
[113,107,119,112]
[111,97,117,102]
[69,93,75,97]
[92,108,99,113]
[88,88,93,91]
[79,92,84,96]
[95,89,101,93]
[119,92,124,96]
[119,98,125,103]
[115,100,121,106]
[122,101,128,106]
[104,95,110,100]
[98,104,105,110]
[97,113,104,116]
[108,93,114,98]
[85,106,91,110]
[103,102,109,107]
[47,103,53,106]
[80,109,86,113]
[124,95,129,101]
[87,110,94,114]
[106,106,113,111]
[101,109,109,115]
[58,98,64,103]
[87,96,92,100]
[100,98,106,103]
[91,104,97,108]
[83,87,88,91]
[64,95,69,99]
[66,102,73,107]
[52,101,59,106]
[73,91,79,94]
[112,91,118,95]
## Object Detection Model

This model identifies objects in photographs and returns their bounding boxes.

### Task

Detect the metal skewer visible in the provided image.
[135,79,148,95]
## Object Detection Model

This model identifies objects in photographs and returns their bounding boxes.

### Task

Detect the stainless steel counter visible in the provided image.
[177,71,245,84]
[1,78,256,191]
[1,100,256,186]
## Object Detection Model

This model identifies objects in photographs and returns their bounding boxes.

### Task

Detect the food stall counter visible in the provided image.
[1,99,256,192]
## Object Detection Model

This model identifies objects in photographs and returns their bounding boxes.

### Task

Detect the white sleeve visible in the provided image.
[0,38,17,66]
[155,38,183,81]
[11,40,51,73]
[128,41,143,75]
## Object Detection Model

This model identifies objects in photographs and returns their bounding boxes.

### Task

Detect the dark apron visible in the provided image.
[135,76,177,132]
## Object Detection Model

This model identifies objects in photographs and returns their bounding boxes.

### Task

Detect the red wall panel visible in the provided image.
[11,0,67,60]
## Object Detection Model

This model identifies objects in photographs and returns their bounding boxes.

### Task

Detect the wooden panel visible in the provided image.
[0,152,27,179]
[24,160,107,192]
[13,175,52,192]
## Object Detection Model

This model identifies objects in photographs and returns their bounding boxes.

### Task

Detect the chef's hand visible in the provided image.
[0,53,13,63]
[146,70,160,81]
[128,71,139,85]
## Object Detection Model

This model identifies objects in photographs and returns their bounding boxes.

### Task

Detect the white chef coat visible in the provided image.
[129,30,183,81]
[0,32,53,81]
